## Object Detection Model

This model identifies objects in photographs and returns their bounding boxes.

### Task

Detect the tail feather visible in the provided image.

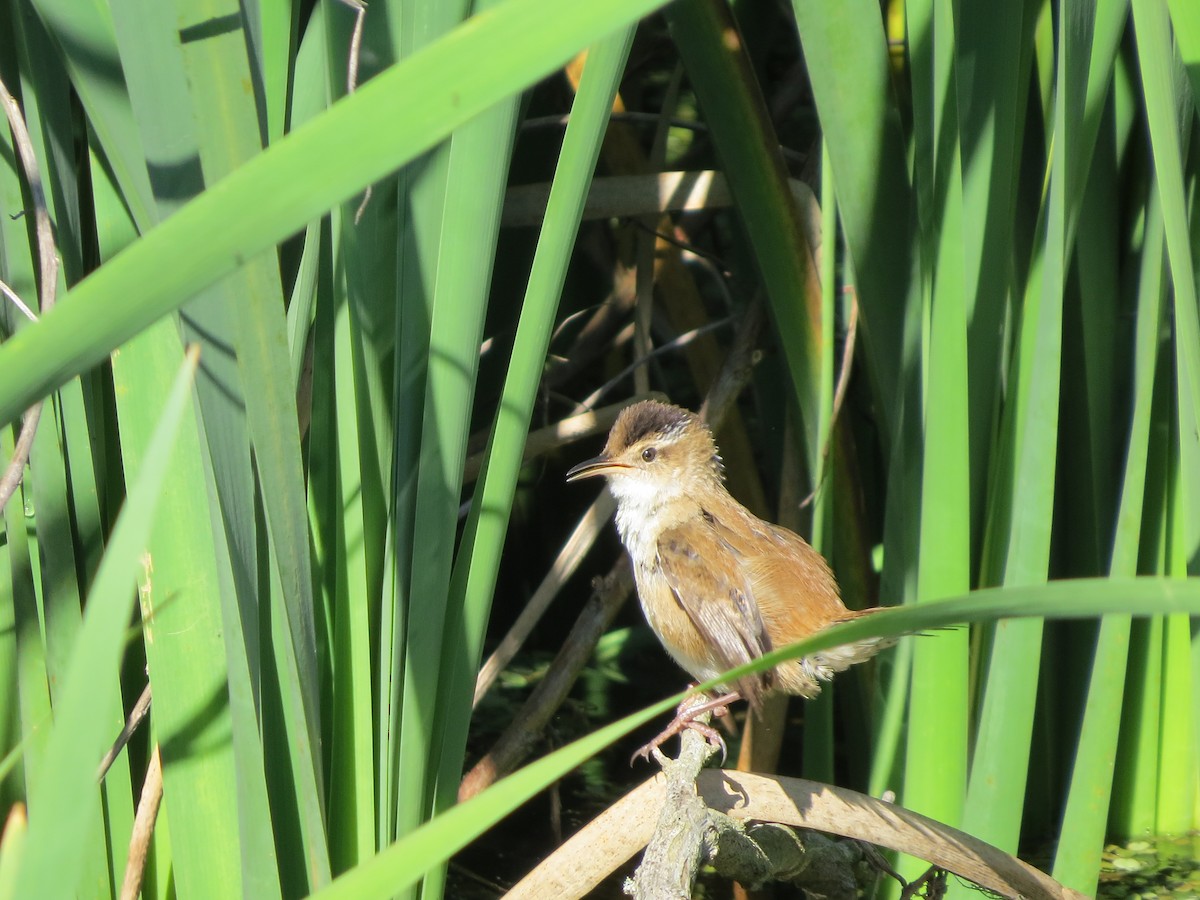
[774,607,897,698]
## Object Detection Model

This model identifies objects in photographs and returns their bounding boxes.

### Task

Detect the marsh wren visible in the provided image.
[567,400,889,760]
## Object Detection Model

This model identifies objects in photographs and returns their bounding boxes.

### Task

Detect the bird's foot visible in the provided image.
[631,691,741,766]
[631,717,726,767]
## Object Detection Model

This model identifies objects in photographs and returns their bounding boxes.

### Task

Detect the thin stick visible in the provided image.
[572,317,735,414]
[545,264,638,390]
[0,406,41,518]
[463,395,661,484]
[473,492,615,706]
[0,74,59,515]
[502,171,820,229]
[798,290,858,510]
[459,561,635,802]
[97,683,152,782]
[520,113,809,167]
[630,65,683,398]
[341,0,366,95]
[120,744,164,900]
[625,722,716,898]
[335,0,372,224]
[0,279,37,322]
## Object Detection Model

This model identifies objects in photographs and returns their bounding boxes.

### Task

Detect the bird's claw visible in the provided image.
[630,696,733,765]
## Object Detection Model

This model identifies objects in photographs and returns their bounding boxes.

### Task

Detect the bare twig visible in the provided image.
[503,772,1088,900]
[830,291,859,443]
[334,0,372,223]
[0,74,59,515]
[545,265,638,390]
[631,65,683,397]
[734,691,787,775]
[697,299,763,427]
[520,113,809,168]
[459,560,634,802]
[625,722,717,898]
[0,278,38,322]
[502,171,819,230]
[572,317,735,414]
[473,492,615,706]
[340,0,366,94]
[463,396,661,484]
[0,406,41,517]
[97,683,152,782]
[503,777,661,900]
[0,80,56,306]
[120,744,163,900]
[633,218,733,273]
[798,290,859,510]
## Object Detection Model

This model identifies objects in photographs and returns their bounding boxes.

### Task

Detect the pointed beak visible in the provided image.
[565,455,629,482]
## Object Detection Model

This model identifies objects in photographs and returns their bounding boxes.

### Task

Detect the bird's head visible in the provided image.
[566,400,724,508]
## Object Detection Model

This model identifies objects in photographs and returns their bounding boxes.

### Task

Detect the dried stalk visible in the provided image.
[97,683,152,782]
[459,560,634,801]
[0,74,59,514]
[473,492,615,707]
[504,769,1088,900]
[119,745,163,900]
[463,397,658,485]
[624,720,718,899]
[502,171,818,230]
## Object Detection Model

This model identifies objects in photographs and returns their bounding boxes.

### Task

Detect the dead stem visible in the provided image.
[0,74,59,515]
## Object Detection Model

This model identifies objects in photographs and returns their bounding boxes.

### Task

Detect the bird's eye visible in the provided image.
[641,447,657,462]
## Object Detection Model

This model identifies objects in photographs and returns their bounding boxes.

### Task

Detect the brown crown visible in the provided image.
[606,401,696,454]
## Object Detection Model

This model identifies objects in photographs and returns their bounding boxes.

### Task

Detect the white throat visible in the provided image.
[607,473,686,561]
